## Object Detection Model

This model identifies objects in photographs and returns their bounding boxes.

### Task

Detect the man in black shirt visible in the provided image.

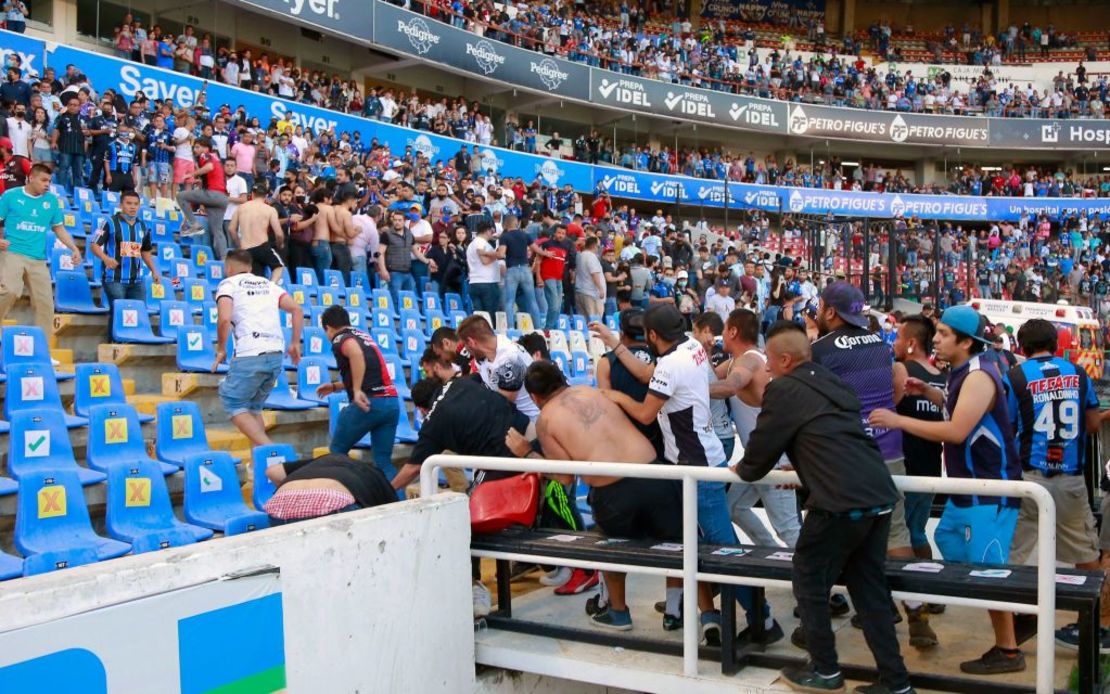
[735,323,911,694]
[86,98,117,194]
[51,95,86,193]
[391,373,529,492]
[500,214,542,329]
[263,452,398,525]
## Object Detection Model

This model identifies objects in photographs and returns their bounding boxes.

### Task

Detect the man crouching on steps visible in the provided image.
[732,322,913,694]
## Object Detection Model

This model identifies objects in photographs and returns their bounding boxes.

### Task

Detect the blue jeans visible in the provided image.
[543,278,563,329]
[504,265,541,329]
[56,152,86,193]
[903,492,934,551]
[219,352,284,416]
[697,475,767,626]
[104,280,144,339]
[604,297,618,318]
[388,271,416,312]
[330,395,401,483]
[411,260,429,297]
[311,240,332,285]
[470,282,501,315]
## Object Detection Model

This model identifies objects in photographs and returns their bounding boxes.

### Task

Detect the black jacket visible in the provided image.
[737,361,900,514]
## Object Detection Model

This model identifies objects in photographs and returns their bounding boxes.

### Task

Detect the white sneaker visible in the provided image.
[473,581,492,619]
[538,566,572,587]
[180,224,205,237]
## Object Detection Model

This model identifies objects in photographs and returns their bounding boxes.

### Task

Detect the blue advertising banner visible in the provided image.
[43,45,592,191]
[27,41,1110,223]
[0,29,44,76]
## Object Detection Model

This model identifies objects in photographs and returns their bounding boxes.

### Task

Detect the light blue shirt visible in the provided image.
[0,187,64,260]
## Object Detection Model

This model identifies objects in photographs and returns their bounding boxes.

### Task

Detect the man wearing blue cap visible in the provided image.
[870,304,1026,675]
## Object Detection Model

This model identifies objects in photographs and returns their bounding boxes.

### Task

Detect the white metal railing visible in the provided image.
[421,455,1058,694]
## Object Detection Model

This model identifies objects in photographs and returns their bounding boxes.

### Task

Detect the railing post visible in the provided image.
[1033,484,1057,694]
[682,475,699,677]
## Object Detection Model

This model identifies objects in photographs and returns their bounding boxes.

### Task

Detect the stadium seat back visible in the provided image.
[155,401,212,465]
[1,325,52,369]
[54,270,108,314]
[385,354,411,399]
[399,309,422,333]
[349,271,371,290]
[372,308,395,331]
[74,363,127,417]
[158,300,191,340]
[550,349,571,375]
[571,315,588,332]
[495,311,510,332]
[205,261,224,285]
[302,327,337,368]
[143,273,169,312]
[8,409,103,485]
[345,288,366,310]
[176,326,225,374]
[112,299,174,344]
[448,310,467,328]
[190,244,215,268]
[252,444,297,509]
[202,300,219,331]
[14,468,128,560]
[346,307,367,328]
[183,452,269,534]
[444,292,463,312]
[556,314,571,331]
[296,267,316,286]
[3,364,68,421]
[183,278,212,308]
[516,313,535,332]
[401,329,426,359]
[424,310,447,337]
[371,289,395,315]
[86,402,174,474]
[105,460,199,550]
[397,290,418,313]
[371,328,398,353]
[318,287,340,308]
[265,372,316,411]
[324,269,346,289]
[421,293,442,315]
[296,357,331,404]
[288,283,315,307]
[395,397,419,443]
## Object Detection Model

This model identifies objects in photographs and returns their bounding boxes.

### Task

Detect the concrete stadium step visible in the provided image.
[161,370,330,425]
[54,314,114,363]
[97,343,177,394]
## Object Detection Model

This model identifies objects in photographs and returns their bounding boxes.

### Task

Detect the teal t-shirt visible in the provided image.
[0,187,64,260]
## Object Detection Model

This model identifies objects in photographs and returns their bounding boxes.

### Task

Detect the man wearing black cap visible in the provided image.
[870,305,1025,675]
[594,308,664,459]
[600,302,781,646]
[811,281,935,646]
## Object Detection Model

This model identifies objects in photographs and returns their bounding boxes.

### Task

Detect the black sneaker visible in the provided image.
[700,609,721,646]
[1055,623,1110,654]
[850,611,902,629]
[853,685,917,694]
[584,594,607,617]
[737,619,785,647]
[663,612,683,631]
[959,646,1026,675]
[791,626,808,650]
[654,600,667,614]
[780,664,845,693]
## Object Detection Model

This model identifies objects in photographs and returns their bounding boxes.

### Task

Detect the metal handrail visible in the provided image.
[420,455,1057,693]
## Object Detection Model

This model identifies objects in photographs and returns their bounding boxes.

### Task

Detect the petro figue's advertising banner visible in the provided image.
[373,2,591,103]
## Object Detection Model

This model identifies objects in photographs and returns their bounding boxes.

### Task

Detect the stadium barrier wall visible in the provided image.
[0,494,475,692]
[5,33,1110,220]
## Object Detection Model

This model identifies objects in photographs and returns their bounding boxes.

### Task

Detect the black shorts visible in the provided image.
[248,242,285,275]
[589,477,683,542]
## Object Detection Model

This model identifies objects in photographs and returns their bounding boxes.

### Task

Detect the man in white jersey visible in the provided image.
[214,249,303,446]
[456,314,540,421]
[710,308,801,548]
[602,303,781,647]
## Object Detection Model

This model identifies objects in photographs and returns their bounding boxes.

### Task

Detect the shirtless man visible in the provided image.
[709,308,801,548]
[507,360,683,632]
[228,179,285,285]
[309,187,337,284]
[330,189,359,278]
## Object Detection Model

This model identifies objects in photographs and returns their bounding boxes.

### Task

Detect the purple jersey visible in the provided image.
[812,326,904,462]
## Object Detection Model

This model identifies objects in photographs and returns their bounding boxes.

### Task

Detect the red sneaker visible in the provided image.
[554,569,600,596]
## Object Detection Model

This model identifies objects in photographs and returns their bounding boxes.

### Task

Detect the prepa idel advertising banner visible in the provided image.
[373,2,591,102]
[589,71,787,133]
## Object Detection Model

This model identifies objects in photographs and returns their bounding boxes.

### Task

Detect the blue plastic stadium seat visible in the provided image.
[22,547,99,576]
[323,269,347,289]
[556,314,571,331]
[605,313,619,331]
[155,401,215,467]
[326,393,371,448]
[397,290,419,313]
[204,261,225,286]
[448,310,467,328]
[176,326,227,374]
[8,409,106,485]
[371,289,397,317]
[345,307,368,329]
[264,373,316,410]
[0,551,22,580]
[73,363,153,422]
[401,329,426,360]
[371,328,398,354]
[201,300,219,331]
[444,292,463,312]
[158,300,191,340]
[302,326,337,368]
[106,460,212,549]
[571,315,588,332]
[15,469,131,562]
[296,358,332,405]
[168,257,194,281]
[88,403,178,475]
[371,308,400,339]
[421,292,442,316]
[112,299,175,344]
[423,310,447,338]
[345,288,366,311]
[317,287,342,308]
[54,270,109,314]
[395,397,419,443]
[349,271,371,290]
[399,309,423,334]
[1,325,74,380]
[183,452,269,535]
[295,267,316,286]
[569,350,595,386]
[287,283,316,308]
[385,354,411,400]
[189,244,215,269]
[252,444,296,510]
[183,278,212,313]
[550,349,571,376]
[142,273,169,313]
[3,364,88,427]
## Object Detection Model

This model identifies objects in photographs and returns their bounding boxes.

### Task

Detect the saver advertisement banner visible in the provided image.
[222,0,373,44]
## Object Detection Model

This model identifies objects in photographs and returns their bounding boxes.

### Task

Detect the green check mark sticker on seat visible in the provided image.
[25,430,49,458]
[187,333,202,351]
[28,435,46,452]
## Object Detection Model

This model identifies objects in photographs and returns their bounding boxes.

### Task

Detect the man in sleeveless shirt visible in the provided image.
[871,306,1026,675]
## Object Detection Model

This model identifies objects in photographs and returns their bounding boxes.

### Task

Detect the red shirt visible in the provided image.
[199,152,227,194]
[538,236,572,282]
[591,196,611,220]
